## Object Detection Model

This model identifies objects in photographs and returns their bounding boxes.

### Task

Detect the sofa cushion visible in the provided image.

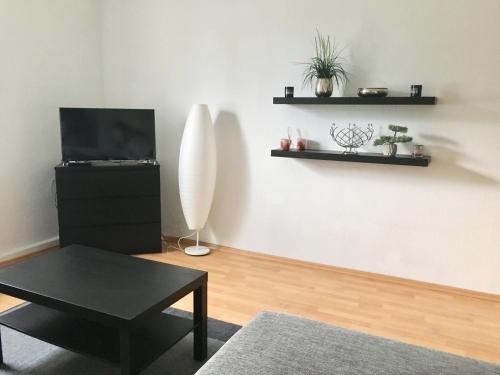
[195,311,499,375]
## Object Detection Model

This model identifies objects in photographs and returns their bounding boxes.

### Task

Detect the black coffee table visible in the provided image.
[0,245,207,374]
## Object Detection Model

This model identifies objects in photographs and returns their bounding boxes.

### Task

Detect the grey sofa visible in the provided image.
[195,311,499,375]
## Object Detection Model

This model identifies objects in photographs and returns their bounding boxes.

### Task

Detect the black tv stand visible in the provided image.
[55,162,162,254]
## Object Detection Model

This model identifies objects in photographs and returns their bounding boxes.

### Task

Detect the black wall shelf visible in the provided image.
[273,97,437,105]
[271,149,431,167]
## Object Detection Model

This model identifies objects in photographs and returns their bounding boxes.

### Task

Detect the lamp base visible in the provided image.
[185,245,210,256]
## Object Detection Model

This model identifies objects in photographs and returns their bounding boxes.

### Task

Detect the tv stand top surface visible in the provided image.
[56,160,159,170]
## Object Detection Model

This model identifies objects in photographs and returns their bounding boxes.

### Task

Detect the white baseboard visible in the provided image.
[0,236,59,262]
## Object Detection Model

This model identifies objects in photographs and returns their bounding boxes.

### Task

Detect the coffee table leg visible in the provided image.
[120,329,135,375]
[193,281,207,361]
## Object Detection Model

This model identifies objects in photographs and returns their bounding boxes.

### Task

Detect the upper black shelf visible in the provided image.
[273,96,437,105]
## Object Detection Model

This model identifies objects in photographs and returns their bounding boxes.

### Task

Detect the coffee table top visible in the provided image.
[0,245,207,326]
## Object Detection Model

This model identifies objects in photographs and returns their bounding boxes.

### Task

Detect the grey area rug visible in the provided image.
[0,308,241,375]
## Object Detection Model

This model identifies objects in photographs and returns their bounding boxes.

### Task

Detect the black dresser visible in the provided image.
[55,162,162,254]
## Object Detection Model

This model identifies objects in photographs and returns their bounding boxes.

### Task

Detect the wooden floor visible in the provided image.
[1,242,499,365]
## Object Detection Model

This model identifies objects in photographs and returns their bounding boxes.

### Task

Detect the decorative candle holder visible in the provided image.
[280,138,291,151]
[285,86,294,98]
[296,138,306,151]
[411,85,422,97]
[412,144,424,158]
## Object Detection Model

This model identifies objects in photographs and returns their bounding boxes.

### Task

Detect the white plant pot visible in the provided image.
[382,143,397,157]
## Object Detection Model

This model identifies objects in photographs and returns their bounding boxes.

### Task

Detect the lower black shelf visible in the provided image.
[0,303,193,371]
[271,149,431,167]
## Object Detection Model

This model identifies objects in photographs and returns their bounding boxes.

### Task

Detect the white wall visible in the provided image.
[0,1,103,259]
[99,0,499,294]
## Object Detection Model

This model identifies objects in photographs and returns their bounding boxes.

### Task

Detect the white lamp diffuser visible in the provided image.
[178,104,216,256]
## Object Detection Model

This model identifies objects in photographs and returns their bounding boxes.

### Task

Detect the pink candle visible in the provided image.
[280,138,291,151]
[412,144,424,158]
[296,138,306,151]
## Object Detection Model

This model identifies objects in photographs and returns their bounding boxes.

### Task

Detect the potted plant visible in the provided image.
[302,31,348,97]
[373,125,413,157]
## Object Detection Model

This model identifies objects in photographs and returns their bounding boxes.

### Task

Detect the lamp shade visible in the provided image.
[179,104,217,231]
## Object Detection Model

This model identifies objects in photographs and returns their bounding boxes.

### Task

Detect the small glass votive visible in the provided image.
[412,144,424,158]
[280,138,291,151]
[285,86,294,98]
[296,138,306,151]
[411,85,422,97]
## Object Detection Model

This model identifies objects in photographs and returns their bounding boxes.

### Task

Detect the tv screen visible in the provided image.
[59,108,156,161]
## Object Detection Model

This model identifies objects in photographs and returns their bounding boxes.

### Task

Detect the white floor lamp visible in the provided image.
[178,104,217,256]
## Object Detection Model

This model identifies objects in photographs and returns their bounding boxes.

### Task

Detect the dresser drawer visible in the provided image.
[56,167,160,199]
[59,223,162,254]
[57,196,161,228]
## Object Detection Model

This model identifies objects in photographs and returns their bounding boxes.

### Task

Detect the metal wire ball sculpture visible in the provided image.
[330,123,374,154]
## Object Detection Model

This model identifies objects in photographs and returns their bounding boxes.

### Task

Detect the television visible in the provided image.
[59,108,156,162]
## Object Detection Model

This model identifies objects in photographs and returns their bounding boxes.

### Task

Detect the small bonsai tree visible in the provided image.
[373,125,412,146]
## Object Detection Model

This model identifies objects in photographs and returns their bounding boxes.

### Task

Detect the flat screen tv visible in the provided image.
[59,108,156,161]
